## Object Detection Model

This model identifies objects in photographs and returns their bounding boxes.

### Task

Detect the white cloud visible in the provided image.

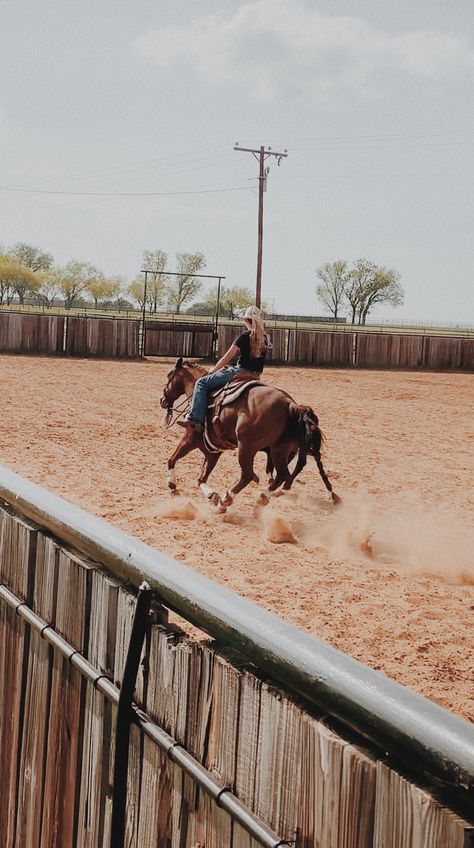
[135,1,474,102]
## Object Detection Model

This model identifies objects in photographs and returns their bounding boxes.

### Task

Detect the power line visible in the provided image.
[272,127,474,145]
[3,143,231,189]
[0,184,251,197]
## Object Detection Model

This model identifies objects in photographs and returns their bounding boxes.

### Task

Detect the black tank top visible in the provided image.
[233,331,267,373]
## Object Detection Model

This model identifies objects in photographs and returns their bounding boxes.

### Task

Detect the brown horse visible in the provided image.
[160,358,339,509]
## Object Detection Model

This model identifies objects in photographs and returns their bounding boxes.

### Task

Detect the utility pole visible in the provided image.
[234,143,288,308]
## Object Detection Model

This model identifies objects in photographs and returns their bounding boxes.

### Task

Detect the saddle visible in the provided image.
[203,374,264,454]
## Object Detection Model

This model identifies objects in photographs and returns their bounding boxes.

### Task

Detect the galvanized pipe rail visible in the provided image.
[0,583,288,848]
[1,465,473,819]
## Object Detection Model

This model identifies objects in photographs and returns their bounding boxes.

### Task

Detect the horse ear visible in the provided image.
[175,357,183,368]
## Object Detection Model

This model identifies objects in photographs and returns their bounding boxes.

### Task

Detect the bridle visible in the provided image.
[160,370,192,428]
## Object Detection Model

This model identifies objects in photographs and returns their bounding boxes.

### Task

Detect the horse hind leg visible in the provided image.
[283,449,306,490]
[222,444,258,507]
[268,447,292,493]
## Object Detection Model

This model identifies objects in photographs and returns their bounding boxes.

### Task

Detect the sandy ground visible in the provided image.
[1,354,473,722]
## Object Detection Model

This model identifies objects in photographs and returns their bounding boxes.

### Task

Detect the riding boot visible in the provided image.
[178,419,204,433]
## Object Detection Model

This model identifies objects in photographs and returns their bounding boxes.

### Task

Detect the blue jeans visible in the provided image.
[187,365,243,424]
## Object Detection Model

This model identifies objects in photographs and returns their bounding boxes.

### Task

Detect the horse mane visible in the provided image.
[183,360,208,378]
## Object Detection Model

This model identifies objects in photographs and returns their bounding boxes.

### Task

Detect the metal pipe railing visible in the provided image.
[0,465,473,817]
[0,584,287,847]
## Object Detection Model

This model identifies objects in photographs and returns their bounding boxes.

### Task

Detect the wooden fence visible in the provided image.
[288,330,354,367]
[0,312,64,354]
[0,467,473,848]
[65,316,139,357]
[0,312,139,358]
[0,310,473,369]
[145,321,214,358]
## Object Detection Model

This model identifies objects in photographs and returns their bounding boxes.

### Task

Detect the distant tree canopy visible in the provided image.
[0,254,40,304]
[190,284,255,319]
[7,242,53,273]
[167,252,206,313]
[316,258,404,324]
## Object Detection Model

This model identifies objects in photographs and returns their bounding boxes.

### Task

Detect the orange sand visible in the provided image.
[1,355,473,721]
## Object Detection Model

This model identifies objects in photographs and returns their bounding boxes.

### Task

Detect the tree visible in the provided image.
[141,249,169,312]
[86,275,122,308]
[57,261,102,309]
[221,286,255,319]
[127,279,146,310]
[315,260,349,320]
[142,249,168,275]
[0,255,39,304]
[36,269,62,308]
[8,242,53,272]
[167,252,205,313]
[0,255,20,304]
[345,258,377,324]
[358,266,404,324]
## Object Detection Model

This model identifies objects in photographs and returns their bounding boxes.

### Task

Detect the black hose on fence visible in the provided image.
[110,582,153,848]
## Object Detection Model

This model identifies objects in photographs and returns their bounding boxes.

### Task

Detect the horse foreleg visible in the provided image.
[198,452,221,485]
[198,452,223,505]
[167,434,198,492]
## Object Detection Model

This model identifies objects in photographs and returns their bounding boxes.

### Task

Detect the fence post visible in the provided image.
[110,582,153,848]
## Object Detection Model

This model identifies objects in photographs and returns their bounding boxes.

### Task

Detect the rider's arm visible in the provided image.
[208,344,239,374]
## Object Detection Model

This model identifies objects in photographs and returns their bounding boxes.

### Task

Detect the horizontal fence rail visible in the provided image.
[0,582,286,848]
[0,464,473,821]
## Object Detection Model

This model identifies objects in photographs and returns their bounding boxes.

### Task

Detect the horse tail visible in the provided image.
[289,404,340,503]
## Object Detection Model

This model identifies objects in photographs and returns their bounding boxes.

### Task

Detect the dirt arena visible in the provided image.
[1,354,473,722]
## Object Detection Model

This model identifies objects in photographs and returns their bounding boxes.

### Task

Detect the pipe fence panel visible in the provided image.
[0,475,473,847]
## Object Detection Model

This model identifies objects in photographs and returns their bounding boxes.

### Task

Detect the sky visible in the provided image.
[0,0,473,324]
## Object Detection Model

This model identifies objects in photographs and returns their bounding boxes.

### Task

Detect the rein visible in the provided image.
[164,393,193,429]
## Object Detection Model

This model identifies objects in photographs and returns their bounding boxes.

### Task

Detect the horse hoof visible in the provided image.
[258,493,270,506]
[215,504,227,514]
[331,492,342,505]
[170,488,179,497]
[221,493,233,508]
[209,492,220,507]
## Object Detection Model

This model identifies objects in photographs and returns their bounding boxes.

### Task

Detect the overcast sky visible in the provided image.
[1,0,473,323]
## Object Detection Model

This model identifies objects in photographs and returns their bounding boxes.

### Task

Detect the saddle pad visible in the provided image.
[217,379,263,407]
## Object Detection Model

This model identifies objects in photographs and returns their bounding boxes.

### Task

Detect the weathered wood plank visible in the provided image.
[77,570,120,848]
[0,510,37,848]
[40,549,93,848]
[373,762,472,848]
[15,535,59,848]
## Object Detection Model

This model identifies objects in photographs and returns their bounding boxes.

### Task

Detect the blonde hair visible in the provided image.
[243,306,270,357]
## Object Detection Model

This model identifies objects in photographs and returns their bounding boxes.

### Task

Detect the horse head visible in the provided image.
[160,357,186,422]
[160,357,206,424]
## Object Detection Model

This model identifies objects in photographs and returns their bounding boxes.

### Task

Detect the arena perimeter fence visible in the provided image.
[0,466,473,848]
[1,311,474,370]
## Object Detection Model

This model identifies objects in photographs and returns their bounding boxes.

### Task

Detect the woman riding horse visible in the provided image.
[180,305,271,433]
